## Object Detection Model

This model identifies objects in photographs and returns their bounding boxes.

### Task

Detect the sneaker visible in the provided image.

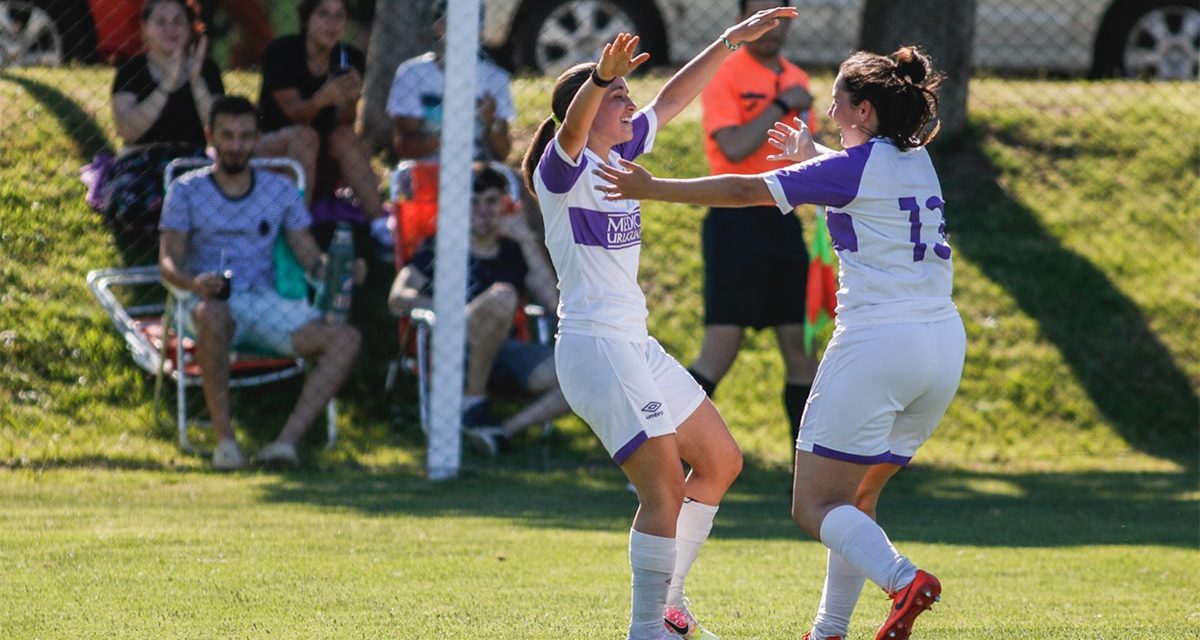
[875,569,941,640]
[803,632,843,640]
[663,602,719,640]
[212,439,247,471]
[461,400,498,429]
[464,425,511,456]
[253,441,300,468]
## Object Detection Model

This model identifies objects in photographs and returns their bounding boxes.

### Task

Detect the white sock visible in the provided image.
[629,528,676,640]
[666,498,719,608]
[811,549,866,639]
[818,505,915,594]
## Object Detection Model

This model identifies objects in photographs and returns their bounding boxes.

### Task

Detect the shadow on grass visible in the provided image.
[252,463,1198,549]
[0,71,111,160]
[937,133,1198,468]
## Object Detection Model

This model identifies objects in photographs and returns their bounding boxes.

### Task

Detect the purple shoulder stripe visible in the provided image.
[775,141,874,208]
[538,137,587,194]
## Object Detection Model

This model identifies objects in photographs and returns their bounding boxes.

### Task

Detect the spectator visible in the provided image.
[690,0,820,460]
[159,96,363,470]
[104,0,222,258]
[256,0,386,222]
[387,0,515,167]
[387,164,568,454]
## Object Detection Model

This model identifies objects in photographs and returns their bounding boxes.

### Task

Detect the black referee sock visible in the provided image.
[784,383,812,444]
[687,368,718,398]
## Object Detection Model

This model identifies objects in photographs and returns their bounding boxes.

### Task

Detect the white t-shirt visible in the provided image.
[534,108,660,342]
[386,51,516,161]
[763,138,958,327]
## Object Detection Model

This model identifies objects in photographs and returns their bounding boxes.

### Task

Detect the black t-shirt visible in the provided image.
[411,236,529,302]
[258,34,366,134]
[111,55,224,146]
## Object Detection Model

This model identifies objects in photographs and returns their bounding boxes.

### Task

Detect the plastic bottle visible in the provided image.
[318,222,355,324]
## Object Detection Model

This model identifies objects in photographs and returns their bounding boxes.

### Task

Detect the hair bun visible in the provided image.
[891,46,930,85]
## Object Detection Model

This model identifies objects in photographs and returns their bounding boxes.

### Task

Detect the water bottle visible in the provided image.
[318,222,355,324]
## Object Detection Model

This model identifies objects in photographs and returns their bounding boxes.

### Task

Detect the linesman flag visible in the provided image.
[805,205,838,355]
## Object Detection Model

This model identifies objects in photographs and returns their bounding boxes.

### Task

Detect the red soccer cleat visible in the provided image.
[875,569,941,640]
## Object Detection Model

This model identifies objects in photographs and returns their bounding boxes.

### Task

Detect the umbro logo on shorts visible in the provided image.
[641,402,664,419]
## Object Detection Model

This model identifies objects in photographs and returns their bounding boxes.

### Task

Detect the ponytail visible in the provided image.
[522,117,558,196]
[520,63,596,199]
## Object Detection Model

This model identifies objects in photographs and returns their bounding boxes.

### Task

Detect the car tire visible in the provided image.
[511,0,667,76]
[0,0,80,67]
[1093,0,1200,79]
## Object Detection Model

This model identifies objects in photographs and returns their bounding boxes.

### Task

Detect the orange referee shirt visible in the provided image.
[701,47,818,176]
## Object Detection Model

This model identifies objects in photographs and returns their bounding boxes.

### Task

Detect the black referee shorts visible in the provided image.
[702,205,809,329]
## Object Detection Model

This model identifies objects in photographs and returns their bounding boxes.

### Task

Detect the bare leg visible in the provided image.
[256,126,319,206]
[621,434,686,537]
[464,283,517,397]
[500,356,570,437]
[327,123,386,220]
[688,325,744,387]
[275,321,361,444]
[674,398,743,505]
[775,323,819,385]
[190,299,234,442]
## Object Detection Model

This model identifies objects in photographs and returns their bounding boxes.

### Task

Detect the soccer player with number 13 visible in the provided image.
[598,46,966,640]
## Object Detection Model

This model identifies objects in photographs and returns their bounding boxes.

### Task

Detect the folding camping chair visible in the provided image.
[383,160,553,442]
[87,157,336,453]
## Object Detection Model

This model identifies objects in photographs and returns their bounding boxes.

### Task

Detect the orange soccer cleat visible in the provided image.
[875,569,941,640]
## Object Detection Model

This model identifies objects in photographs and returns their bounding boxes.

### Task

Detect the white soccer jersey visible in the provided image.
[763,138,958,327]
[534,108,659,342]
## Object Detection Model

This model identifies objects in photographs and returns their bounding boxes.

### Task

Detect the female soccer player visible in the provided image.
[596,46,965,640]
[521,11,796,640]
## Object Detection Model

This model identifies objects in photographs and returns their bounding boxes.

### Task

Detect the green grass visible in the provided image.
[0,67,1197,638]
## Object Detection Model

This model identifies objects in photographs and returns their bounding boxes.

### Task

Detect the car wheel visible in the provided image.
[0,0,64,67]
[1097,0,1199,80]
[512,0,667,76]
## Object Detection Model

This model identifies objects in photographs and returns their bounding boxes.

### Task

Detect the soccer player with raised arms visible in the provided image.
[597,46,965,640]
[520,9,797,640]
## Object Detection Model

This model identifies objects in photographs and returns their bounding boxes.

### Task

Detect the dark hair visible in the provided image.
[521,63,596,197]
[299,0,349,37]
[209,95,259,130]
[473,163,509,194]
[737,0,790,18]
[141,0,205,40]
[838,46,943,150]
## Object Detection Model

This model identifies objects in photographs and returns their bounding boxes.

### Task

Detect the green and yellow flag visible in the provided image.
[805,206,839,355]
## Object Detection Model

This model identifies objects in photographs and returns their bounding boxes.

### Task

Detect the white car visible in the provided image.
[481,0,1199,79]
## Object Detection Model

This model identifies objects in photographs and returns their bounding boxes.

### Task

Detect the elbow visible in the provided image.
[729,178,771,207]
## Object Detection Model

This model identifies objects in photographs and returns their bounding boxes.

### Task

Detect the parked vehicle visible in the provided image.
[0,0,280,68]
[480,0,1199,79]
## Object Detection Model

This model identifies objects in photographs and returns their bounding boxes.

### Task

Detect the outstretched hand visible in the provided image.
[597,33,651,81]
[766,116,818,163]
[593,158,656,201]
[724,6,798,47]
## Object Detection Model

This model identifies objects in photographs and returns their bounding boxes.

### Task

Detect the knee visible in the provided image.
[474,282,519,318]
[290,126,320,156]
[642,474,687,511]
[337,325,362,356]
[191,300,232,339]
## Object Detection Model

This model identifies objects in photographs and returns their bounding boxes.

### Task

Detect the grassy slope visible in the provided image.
[0,68,1197,638]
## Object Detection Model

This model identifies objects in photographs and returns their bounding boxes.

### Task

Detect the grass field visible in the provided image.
[0,67,1197,638]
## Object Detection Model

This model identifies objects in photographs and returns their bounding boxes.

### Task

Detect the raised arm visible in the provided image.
[648,7,798,127]
[595,159,773,208]
[557,33,650,161]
